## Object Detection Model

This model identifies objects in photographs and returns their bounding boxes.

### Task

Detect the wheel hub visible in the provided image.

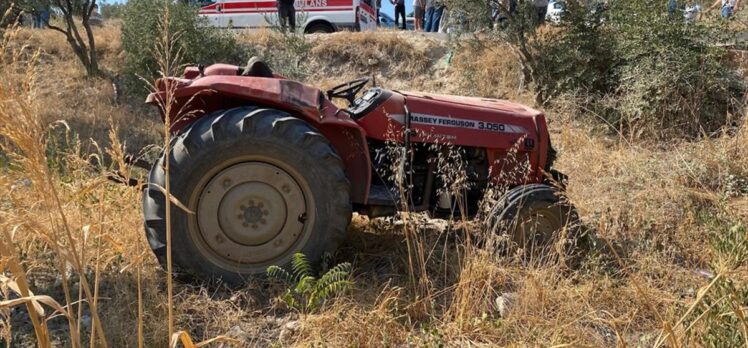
[196,162,309,266]
[242,202,266,225]
[515,208,562,249]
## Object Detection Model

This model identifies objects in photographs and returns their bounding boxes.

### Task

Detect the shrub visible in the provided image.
[236,30,313,81]
[599,1,744,139]
[120,0,248,96]
[100,2,126,19]
[531,2,619,104]
[449,0,745,139]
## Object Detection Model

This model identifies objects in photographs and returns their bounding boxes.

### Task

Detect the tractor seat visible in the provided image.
[241,57,274,78]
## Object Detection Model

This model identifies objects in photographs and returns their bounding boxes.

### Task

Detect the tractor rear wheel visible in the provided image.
[143,107,352,284]
[488,184,581,261]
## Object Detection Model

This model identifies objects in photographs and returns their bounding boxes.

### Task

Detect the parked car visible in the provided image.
[546,0,565,24]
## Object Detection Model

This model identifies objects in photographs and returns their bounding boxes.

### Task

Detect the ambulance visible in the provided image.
[196,0,377,33]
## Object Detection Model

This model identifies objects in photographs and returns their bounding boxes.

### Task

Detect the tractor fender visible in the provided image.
[146,76,372,204]
[146,75,323,130]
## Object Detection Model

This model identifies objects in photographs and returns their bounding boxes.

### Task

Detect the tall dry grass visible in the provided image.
[1,19,747,347]
[0,8,234,347]
[0,22,107,347]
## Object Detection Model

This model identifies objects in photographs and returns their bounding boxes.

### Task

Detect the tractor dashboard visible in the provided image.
[348,87,392,119]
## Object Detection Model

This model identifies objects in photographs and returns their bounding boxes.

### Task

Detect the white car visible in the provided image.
[546,0,565,24]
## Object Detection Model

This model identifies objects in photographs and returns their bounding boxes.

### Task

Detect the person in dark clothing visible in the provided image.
[277,0,296,32]
[667,0,679,15]
[534,0,548,24]
[32,0,50,28]
[376,0,382,25]
[391,0,406,29]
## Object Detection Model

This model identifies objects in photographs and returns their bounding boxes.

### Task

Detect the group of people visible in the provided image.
[383,0,447,32]
[15,1,104,29]
[412,0,447,32]
[668,0,741,20]
[273,0,744,33]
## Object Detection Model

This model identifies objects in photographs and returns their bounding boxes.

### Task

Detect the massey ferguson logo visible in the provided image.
[388,113,527,134]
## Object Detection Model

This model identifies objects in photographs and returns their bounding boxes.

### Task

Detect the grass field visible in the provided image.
[1,21,747,347]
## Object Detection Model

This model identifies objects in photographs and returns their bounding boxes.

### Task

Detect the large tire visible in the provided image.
[305,22,335,34]
[143,107,352,284]
[487,184,581,261]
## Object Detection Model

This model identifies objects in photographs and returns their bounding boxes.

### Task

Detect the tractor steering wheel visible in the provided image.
[326,77,370,106]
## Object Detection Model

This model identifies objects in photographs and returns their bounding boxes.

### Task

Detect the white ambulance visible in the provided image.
[196,0,377,33]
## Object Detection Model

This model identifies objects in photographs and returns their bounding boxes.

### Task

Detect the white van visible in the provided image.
[196,0,377,33]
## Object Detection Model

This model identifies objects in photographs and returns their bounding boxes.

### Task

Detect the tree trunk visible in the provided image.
[47,0,100,77]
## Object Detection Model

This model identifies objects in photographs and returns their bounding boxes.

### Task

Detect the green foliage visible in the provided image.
[684,214,748,347]
[267,253,353,314]
[597,1,744,139]
[531,1,618,104]
[243,31,313,81]
[120,0,248,96]
[99,2,126,19]
[451,0,745,139]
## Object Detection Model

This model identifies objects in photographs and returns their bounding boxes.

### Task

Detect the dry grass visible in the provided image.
[0,22,747,347]
[8,23,159,154]
[309,31,435,77]
[447,40,530,104]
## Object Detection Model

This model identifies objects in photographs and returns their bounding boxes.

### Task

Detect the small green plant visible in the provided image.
[674,210,748,347]
[690,220,748,347]
[267,253,353,313]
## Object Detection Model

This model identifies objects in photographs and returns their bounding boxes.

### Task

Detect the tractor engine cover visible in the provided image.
[356,90,552,184]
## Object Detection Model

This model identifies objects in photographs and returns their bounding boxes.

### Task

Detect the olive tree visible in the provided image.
[45,0,101,76]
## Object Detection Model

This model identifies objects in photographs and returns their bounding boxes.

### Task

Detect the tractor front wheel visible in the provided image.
[142,107,351,284]
[487,184,581,261]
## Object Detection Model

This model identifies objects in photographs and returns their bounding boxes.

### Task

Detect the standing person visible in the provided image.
[424,0,444,32]
[533,0,549,25]
[424,0,435,31]
[31,10,40,28]
[432,4,446,32]
[391,0,406,29]
[414,0,425,30]
[32,0,50,29]
[376,0,382,25]
[667,0,679,15]
[277,0,296,32]
[707,0,740,18]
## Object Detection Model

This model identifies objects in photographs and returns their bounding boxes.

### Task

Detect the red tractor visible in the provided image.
[142,59,580,283]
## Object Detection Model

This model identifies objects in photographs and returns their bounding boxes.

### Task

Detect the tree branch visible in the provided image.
[46,23,68,35]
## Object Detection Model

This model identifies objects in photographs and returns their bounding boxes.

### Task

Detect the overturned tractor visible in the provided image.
[142,59,580,283]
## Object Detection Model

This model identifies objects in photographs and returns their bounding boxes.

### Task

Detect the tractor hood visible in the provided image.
[357,88,548,152]
[355,88,552,182]
[400,91,542,118]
